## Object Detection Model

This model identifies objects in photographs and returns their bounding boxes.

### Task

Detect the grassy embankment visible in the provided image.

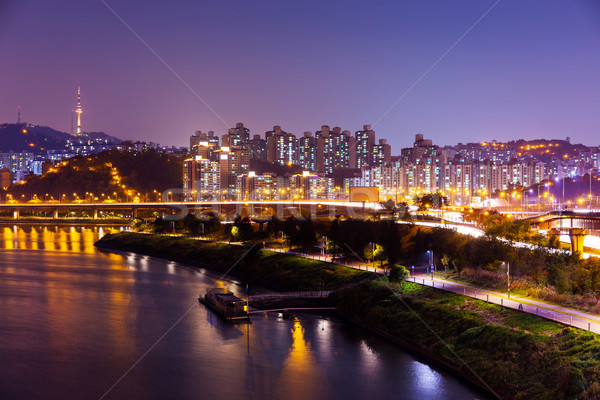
[94,232,371,291]
[337,280,600,400]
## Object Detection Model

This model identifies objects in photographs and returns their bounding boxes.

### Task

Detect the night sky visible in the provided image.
[1,0,599,150]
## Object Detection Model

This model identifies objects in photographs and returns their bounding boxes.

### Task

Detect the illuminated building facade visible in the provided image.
[266,126,298,166]
[298,132,317,172]
[316,126,356,174]
[355,125,375,168]
[183,156,220,201]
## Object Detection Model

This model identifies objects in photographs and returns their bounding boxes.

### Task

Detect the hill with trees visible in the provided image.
[4,148,182,201]
[0,123,121,153]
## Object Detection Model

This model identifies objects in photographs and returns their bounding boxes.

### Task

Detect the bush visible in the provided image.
[389,264,409,284]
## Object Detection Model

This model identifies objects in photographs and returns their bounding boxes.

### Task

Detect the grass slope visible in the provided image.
[95,232,371,291]
[336,281,600,400]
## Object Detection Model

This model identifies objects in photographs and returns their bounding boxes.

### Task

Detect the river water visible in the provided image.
[0,226,489,400]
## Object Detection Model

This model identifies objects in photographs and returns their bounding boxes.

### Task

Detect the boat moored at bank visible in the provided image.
[199,288,249,320]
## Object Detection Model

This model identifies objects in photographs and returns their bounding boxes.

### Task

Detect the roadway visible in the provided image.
[402,220,600,258]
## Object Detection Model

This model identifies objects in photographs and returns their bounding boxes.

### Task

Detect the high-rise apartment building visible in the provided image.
[266,126,298,166]
[249,134,267,161]
[222,122,250,148]
[190,131,219,160]
[217,146,250,198]
[183,156,220,201]
[299,132,317,172]
[372,139,391,166]
[355,125,375,168]
[315,126,356,174]
[289,172,335,200]
[237,172,283,201]
[401,134,437,164]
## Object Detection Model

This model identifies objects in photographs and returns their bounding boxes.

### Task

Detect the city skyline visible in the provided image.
[1,1,599,149]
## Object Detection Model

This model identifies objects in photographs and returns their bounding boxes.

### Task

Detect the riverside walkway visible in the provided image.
[263,246,388,274]
[411,274,600,333]
[264,243,600,333]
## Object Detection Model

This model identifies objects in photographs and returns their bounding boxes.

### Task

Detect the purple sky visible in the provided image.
[1,1,599,151]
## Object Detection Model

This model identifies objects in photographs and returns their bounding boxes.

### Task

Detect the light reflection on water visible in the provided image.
[0,226,490,400]
[0,225,122,254]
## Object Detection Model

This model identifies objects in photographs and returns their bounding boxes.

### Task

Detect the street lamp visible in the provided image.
[562,174,566,210]
[503,261,510,298]
[590,171,593,209]
[428,248,434,280]
[371,242,375,270]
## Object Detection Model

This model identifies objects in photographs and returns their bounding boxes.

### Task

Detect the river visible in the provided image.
[0,225,490,399]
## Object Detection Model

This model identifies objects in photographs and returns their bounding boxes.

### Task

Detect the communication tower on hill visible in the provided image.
[75,83,83,136]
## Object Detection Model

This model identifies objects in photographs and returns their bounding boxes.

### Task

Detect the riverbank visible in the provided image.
[336,280,600,400]
[95,232,600,399]
[94,232,372,291]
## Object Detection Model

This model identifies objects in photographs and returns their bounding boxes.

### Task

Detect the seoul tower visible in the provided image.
[75,83,83,136]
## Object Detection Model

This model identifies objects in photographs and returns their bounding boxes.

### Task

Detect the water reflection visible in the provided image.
[411,360,444,394]
[0,225,123,253]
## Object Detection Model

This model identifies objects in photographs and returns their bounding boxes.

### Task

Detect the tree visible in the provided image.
[152,216,166,234]
[283,216,300,250]
[202,213,222,237]
[363,243,374,263]
[327,217,343,256]
[441,254,451,274]
[183,213,202,236]
[414,192,447,210]
[373,244,386,267]
[131,218,148,232]
[230,226,240,242]
[298,216,316,248]
[381,221,402,266]
[237,217,253,242]
[389,264,410,284]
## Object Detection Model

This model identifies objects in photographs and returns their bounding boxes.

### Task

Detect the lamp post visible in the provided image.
[562,174,565,210]
[429,248,434,280]
[504,261,510,298]
[590,171,593,209]
[371,242,375,271]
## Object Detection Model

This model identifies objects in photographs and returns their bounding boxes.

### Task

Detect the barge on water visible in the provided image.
[199,288,249,321]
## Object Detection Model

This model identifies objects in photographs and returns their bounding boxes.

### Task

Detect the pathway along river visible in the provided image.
[0,226,490,400]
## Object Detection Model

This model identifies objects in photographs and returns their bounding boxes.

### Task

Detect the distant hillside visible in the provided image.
[509,139,592,163]
[4,148,183,200]
[0,123,121,153]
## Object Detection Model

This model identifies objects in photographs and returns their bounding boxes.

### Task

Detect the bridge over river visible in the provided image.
[0,200,385,220]
[526,210,600,253]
